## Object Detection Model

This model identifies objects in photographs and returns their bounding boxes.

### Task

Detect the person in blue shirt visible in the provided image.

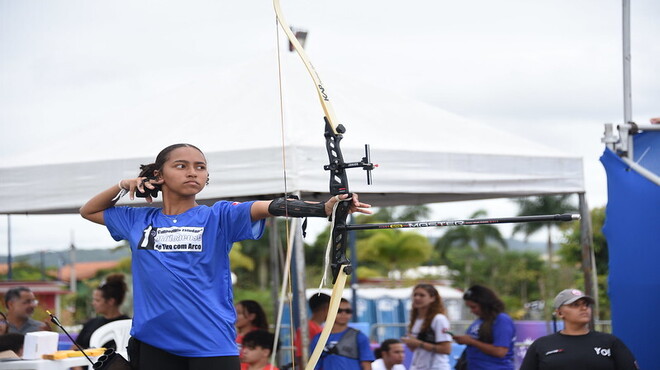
[80,143,371,370]
[309,298,375,369]
[451,285,515,370]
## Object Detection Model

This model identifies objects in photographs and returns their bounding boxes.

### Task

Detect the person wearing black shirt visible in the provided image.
[75,274,130,349]
[520,289,638,370]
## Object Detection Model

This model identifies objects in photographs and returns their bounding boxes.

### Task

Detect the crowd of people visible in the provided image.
[0,143,640,369]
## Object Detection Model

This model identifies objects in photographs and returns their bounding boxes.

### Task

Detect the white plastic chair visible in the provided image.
[89,319,133,359]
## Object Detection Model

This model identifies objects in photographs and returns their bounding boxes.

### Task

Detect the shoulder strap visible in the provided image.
[327,328,360,359]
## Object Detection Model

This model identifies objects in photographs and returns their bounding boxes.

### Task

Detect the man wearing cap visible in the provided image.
[519,289,638,370]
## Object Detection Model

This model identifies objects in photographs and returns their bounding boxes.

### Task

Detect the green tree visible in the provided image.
[433,209,507,288]
[307,205,431,282]
[357,229,432,277]
[512,195,577,268]
[434,209,507,260]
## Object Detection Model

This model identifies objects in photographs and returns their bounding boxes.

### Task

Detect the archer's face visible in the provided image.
[158,147,208,197]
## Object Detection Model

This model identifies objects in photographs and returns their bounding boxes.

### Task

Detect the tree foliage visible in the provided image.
[434,209,507,260]
[357,229,432,276]
[512,195,577,268]
[557,206,611,319]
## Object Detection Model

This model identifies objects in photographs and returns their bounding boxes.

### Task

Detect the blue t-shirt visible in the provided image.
[104,201,265,357]
[465,312,515,370]
[309,328,375,370]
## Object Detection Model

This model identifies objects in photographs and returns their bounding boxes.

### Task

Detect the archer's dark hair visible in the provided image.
[242,330,278,354]
[0,333,24,353]
[238,300,269,331]
[97,273,128,307]
[463,285,505,343]
[138,143,206,196]
[308,293,331,313]
[408,284,446,334]
[4,287,31,307]
[374,338,402,359]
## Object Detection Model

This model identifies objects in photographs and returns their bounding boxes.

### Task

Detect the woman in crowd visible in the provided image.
[519,288,638,370]
[451,285,515,370]
[235,300,269,347]
[401,283,452,370]
[75,273,130,349]
[79,143,370,370]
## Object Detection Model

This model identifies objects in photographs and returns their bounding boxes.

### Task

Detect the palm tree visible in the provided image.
[434,209,507,288]
[434,209,507,259]
[511,195,577,268]
[357,229,432,278]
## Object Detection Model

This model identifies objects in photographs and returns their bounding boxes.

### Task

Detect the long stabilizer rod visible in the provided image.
[343,213,580,231]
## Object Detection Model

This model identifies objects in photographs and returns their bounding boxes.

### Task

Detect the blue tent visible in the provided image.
[601,131,660,369]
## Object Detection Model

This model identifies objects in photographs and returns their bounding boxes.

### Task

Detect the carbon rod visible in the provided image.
[343,213,580,231]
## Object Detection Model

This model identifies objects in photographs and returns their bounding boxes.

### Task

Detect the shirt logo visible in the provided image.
[138,225,204,252]
[594,347,611,357]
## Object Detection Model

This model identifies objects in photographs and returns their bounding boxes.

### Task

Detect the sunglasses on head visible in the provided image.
[337,308,353,314]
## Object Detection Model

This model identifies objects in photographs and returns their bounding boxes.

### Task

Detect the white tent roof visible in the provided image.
[0,52,584,214]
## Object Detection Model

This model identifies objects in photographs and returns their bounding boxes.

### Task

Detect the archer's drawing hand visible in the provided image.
[120,177,164,202]
[324,193,372,217]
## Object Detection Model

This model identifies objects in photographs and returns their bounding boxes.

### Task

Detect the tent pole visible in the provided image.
[7,215,12,280]
[578,193,599,327]
[621,0,633,159]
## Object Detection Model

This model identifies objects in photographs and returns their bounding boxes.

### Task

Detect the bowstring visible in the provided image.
[271,15,297,369]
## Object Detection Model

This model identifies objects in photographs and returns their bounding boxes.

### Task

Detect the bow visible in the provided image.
[271,3,581,370]
[272,1,374,369]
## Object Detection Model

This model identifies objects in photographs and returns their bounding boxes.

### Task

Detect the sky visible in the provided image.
[1,0,659,256]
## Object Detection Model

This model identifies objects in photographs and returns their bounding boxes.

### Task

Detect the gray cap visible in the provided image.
[553,289,594,309]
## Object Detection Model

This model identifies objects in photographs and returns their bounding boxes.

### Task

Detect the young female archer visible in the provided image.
[80,143,371,370]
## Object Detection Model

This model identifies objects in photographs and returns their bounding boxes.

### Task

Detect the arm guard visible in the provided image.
[268,197,327,218]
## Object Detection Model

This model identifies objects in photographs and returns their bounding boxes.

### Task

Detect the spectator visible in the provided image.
[240,330,279,370]
[372,339,406,370]
[401,284,452,370]
[452,285,515,370]
[236,300,269,348]
[519,289,638,370]
[309,298,374,370]
[75,273,131,349]
[294,293,331,361]
[4,287,50,334]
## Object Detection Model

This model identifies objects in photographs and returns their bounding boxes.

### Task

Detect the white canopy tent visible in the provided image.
[1,52,592,366]
[0,52,584,213]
